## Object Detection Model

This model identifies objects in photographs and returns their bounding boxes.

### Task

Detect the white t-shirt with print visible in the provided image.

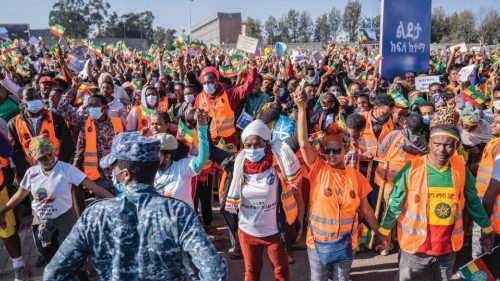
[20,160,86,219]
[238,168,279,237]
[154,158,198,208]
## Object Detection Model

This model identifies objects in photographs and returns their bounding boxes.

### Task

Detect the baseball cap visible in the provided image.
[154,133,178,151]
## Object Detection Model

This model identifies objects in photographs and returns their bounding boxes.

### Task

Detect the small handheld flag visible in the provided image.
[389,88,410,108]
[459,85,486,107]
[50,24,65,38]
[178,120,194,143]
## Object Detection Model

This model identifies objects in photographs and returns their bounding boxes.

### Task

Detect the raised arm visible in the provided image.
[189,110,210,173]
[295,85,317,168]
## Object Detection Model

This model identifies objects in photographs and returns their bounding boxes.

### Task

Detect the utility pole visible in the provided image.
[188,0,193,42]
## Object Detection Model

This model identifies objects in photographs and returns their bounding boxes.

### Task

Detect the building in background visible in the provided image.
[191,12,241,45]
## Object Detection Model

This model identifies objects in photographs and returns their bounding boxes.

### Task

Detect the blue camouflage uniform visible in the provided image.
[43,132,227,281]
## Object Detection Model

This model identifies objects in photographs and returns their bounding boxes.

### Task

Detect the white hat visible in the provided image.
[154,133,178,151]
[241,120,271,142]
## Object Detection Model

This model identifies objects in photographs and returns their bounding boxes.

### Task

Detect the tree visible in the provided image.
[153,27,176,48]
[456,10,476,43]
[264,16,279,45]
[286,9,300,43]
[87,0,111,36]
[298,11,313,43]
[101,11,156,43]
[477,9,499,44]
[342,0,362,42]
[327,8,342,41]
[277,15,290,43]
[314,13,330,44]
[431,7,447,43]
[244,17,262,40]
[48,0,92,38]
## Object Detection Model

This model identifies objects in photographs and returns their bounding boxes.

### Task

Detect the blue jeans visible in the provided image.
[94,178,114,199]
[307,247,352,281]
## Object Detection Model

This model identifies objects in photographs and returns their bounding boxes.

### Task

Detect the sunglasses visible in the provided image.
[321,147,343,155]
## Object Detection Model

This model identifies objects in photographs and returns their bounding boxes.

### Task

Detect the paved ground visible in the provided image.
[1,208,473,281]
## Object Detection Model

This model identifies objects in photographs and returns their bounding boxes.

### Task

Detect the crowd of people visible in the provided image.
[0,35,498,281]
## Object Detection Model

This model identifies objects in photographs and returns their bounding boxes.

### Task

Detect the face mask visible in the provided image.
[422,115,432,125]
[204,83,216,95]
[307,77,315,84]
[279,88,286,98]
[88,107,103,120]
[184,94,195,104]
[494,100,500,111]
[146,95,158,106]
[111,169,126,195]
[349,65,355,70]
[244,148,265,163]
[26,100,44,113]
[331,91,341,97]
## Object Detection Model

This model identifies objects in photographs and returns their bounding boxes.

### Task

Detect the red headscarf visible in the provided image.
[199,67,220,83]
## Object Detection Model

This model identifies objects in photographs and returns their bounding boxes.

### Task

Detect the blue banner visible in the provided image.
[380,0,431,80]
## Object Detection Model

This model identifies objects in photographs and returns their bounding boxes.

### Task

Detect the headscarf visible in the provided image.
[199,67,220,83]
[28,135,55,160]
[225,120,302,214]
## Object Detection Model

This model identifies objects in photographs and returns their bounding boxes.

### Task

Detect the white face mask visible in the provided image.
[184,94,195,104]
[494,100,500,111]
[204,84,216,95]
[146,95,158,106]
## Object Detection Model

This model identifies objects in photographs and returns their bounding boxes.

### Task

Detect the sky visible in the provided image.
[1,0,497,35]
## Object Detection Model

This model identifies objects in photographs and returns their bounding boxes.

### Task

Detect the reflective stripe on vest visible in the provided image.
[14,111,61,165]
[273,159,299,225]
[83,117,123,180]
[358,111,393,155]
[197,91,236,138]
[396,155,466,254]
[476,137,500,197]
[493,196,500,235]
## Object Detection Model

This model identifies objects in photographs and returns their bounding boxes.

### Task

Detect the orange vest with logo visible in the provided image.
[134,106,156,131]
[397,156,466,254]
[83,117,123,180]
[14,111,61,165]
[197,91,236,139]
[476,137,500,197]
[374,132,419,189]
[157,96,169,112]
[307,166,360,250]
[358,111,394,156]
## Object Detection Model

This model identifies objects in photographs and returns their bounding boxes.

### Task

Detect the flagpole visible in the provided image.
[188,0,193,43]
[458,245,499,273]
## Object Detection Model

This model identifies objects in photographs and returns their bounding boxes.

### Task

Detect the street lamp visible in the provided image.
[188,0,193,42]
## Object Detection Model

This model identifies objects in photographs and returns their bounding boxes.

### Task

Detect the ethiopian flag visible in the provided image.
[178,120,194,143]
[137,52,154,64]
[1,41,16,54]
[353,71,367,83]
[88,43,102,58]
[389,88,410,108]
[458,257,495,281]
[229,52,248,68]
[219,65,237,77]
[342,79,351,97]
[50,24,65,37]
[460,85,486,107]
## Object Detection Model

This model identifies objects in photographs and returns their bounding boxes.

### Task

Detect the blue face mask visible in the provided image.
[26,100,44,113]
[279,88,286,98]
[422,115,432,125]
[111,169,126,195]
[244,148,266,163]
[88,107,103,120]
[203,83,216,95]
[307,77,315,84]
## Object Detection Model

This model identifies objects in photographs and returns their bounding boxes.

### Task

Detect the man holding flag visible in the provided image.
[379,124,495,281]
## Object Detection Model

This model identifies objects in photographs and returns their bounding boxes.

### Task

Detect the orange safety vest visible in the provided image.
[358,111,394,155]
[83,117,123,180]
[218,156,298,225]
[476,137,500,197]
[374,132,419,189]
[0,157,8,186]
[14,111,61,165]
[493,194,500,235]
[157,96,169,112]
[307,166,360,250]
[134,105,156,131]
[197,91,236,139]
[397,155,466,254]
